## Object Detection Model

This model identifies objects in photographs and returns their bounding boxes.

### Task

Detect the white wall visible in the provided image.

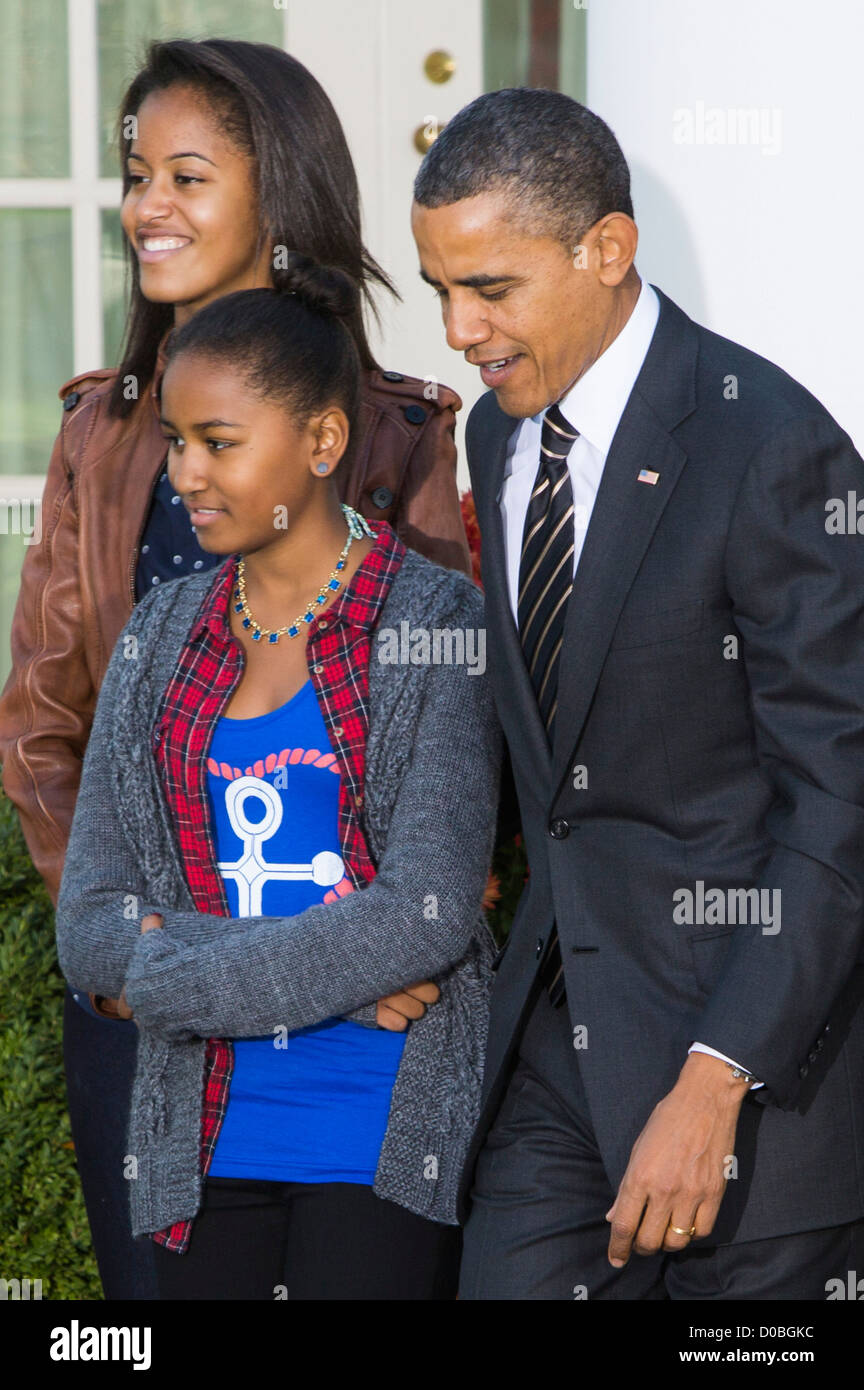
[587,0,864,451]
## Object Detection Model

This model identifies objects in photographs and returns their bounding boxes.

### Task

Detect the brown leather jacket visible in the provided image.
[0,338,468,915]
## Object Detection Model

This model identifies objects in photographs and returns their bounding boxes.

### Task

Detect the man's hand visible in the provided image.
[375,980,440,1031]
[114,912,164,1021]
[606,1051,750,1267]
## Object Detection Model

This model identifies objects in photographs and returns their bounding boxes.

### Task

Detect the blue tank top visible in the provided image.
[206,678,406,1183]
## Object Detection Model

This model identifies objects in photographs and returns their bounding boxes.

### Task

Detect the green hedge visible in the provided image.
[0,790,101,1300]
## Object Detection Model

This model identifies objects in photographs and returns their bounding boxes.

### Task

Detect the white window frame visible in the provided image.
[0,0,116,497]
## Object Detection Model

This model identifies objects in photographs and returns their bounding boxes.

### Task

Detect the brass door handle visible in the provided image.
[414,117,446,154]
[414,50,456,153]
[424,49,456,84]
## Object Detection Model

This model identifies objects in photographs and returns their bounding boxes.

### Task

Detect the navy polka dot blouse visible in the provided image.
[134,469,231,603]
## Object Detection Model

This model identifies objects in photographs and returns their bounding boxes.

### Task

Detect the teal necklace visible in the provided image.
[232,502,375,644]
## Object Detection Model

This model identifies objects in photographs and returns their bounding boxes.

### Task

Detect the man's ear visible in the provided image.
[595,212,639,287]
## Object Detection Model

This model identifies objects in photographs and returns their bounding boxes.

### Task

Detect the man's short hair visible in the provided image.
[413,88,634,249]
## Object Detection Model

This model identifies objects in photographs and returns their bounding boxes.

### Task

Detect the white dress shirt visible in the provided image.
[498,277,761,1088]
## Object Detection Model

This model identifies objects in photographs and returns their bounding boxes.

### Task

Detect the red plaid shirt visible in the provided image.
[149,519,405,1252]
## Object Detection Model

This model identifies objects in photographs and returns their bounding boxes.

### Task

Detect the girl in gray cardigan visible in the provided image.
[55,269,501,1300]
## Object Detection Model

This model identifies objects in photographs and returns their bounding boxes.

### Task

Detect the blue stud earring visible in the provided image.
[316,462,329,474]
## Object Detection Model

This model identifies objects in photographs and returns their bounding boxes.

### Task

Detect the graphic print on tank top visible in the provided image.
[206,678,406,1185]
[208,703,351,916]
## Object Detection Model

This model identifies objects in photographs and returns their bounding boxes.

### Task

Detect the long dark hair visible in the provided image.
[109,38,397,418]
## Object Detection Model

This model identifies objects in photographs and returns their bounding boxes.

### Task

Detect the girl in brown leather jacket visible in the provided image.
[0,38,469,1301]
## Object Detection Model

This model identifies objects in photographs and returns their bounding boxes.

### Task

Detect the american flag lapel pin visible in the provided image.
[637,468,660,486]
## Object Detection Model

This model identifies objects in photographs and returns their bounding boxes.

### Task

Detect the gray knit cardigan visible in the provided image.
[55,549,502,1238]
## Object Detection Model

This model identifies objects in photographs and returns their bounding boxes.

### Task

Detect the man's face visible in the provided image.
[411,191,615,419]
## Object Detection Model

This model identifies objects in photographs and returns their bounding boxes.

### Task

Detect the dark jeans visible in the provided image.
[151,1176,462,1300]
[62,985,158,1300]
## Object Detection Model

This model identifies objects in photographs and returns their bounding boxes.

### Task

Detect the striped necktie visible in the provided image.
[517,401,579,1006]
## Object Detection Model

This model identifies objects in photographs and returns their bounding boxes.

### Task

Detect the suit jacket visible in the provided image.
[461,284,864,1245]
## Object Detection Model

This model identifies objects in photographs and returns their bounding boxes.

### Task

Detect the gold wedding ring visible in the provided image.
[669,1223,697,1237]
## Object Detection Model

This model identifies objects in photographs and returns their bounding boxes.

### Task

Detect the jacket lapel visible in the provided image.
[550,398,687,788]
[550,286,699,798]
[469,285,699,804]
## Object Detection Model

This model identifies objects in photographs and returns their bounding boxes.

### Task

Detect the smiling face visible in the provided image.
[411,190,639,418]
[121,84,273,325]
[159,352,349,558]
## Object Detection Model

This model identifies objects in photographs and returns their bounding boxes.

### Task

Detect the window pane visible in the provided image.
[483,0,586,100]
[559,1,587,99]
[0,0,69,176]
[484,0,532,89]
[0,210,73,476]
[98,0,284,177]
[102,209,128,369]
[0,531,33,692]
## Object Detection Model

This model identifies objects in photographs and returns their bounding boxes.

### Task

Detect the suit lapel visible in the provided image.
[468,285,699,804]
[551,397,687,788]
[549,286,699,798]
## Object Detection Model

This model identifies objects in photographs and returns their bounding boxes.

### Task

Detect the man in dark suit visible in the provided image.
[411,88,864,1299]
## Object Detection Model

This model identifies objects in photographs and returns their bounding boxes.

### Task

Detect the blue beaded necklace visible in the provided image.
[232,503,375,644]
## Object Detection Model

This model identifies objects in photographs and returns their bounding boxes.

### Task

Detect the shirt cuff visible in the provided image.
[688,1041,764,1088]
